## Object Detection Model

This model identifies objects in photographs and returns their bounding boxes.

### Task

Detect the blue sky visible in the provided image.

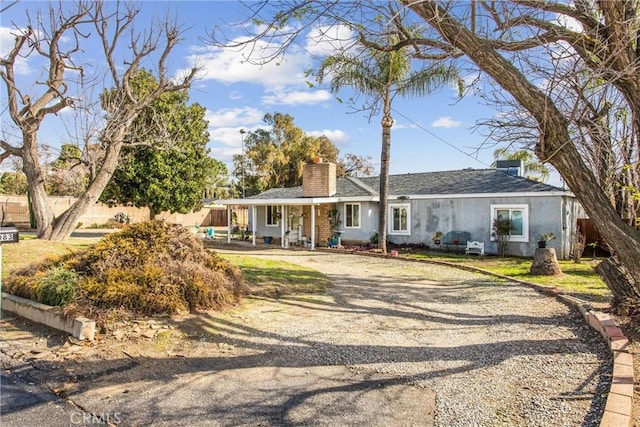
[1,1,515,181]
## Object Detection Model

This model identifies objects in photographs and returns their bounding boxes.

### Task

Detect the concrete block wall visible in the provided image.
[1,292,95,340]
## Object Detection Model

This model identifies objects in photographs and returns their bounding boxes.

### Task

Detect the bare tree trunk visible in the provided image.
[21,130,54,238]
[412,2,640,302]
[596,257,640,311]
[46,128,125,241]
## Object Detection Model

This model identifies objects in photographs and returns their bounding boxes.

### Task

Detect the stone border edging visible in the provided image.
[1,292,95,341]
[316,248,633,427]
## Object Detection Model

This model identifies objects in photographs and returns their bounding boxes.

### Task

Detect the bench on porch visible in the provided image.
[442,231,471,252]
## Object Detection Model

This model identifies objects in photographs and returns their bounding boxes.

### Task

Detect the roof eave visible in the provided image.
[216,195,378,205]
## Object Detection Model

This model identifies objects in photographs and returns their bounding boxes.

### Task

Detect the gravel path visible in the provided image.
[214,248,611,426]
[1,247,612,426]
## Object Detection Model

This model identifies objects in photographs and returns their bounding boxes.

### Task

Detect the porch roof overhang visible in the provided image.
[215,196,378,206]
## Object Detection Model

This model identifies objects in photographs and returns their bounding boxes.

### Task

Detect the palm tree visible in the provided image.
[316,40,462,253]
[492,147,551,183]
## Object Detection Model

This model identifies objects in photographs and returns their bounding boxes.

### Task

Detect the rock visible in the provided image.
[68,337,83,346]
[142,330,156,339]
[112,330,126,341]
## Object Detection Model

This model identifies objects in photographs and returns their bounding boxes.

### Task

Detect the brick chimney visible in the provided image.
[303,160,337,197]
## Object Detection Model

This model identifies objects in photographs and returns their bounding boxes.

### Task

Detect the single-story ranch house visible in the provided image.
[217,160,583,258]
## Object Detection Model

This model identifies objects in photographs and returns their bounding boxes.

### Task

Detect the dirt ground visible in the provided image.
[0,248,618,426]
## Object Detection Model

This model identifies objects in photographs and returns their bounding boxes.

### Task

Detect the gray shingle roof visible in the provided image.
[359,169,563,195]
[247,168,564,200]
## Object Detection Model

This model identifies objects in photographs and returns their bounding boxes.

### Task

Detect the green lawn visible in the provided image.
[0,235,609,304]
[1,234,101,278]
[404,252,610,303]
[218,254,330,297]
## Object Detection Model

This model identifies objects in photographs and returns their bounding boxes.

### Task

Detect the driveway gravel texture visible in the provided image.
[0,248,611,426]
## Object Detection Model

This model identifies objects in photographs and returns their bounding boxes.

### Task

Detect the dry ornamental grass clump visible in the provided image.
[4,221,246,321]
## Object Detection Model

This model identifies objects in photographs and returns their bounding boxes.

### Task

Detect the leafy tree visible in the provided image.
[337,153,375,178]
[314,37,462,253]
[0,171,28,195]
[492,148,550,183]
[203,159,232,200]
[234,113,339,196]
[0,1,197,240]
[45,144,90,196]
[101,71,217,219]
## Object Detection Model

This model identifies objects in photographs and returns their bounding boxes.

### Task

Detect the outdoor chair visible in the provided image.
[465,241,485,256]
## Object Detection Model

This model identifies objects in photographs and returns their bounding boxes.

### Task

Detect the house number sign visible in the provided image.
[0,227,19,244]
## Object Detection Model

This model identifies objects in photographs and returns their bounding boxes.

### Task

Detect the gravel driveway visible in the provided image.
[1,247,611,426]
[209,248,611,426]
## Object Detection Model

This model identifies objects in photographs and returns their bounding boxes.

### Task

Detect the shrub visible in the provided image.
[370,231,379,245]
[35,267,79,306]
[492,218,512,257]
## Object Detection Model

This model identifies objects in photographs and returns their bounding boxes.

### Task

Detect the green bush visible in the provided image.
[35,267,79,306]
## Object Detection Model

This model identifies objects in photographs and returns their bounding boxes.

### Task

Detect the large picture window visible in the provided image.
[389,203,410,235]
[491,204,529,242]
[265,205,280,227]
[345,203,360,228]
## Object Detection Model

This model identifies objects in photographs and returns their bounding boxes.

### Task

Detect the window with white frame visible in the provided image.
[490,204,529,242]
[265,205,280,227]
[344,203,361,228]
[389,203,410,235]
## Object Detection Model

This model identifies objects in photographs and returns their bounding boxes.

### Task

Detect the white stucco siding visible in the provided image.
[336,201,378,242]
[386,195,575,257]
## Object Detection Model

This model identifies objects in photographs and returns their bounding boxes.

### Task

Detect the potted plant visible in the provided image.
[432,231,443,245]
[537,233,555,248]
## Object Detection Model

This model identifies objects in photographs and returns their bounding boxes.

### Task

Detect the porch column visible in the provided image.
[251,206,256,246]
[310,204,316,250]
[226,206,231,244]
[280,204,285,248]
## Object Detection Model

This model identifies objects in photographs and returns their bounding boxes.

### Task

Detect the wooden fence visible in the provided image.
[576,218,611,258]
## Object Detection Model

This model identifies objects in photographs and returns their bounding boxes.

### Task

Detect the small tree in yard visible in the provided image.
[493,218,512,258]
[100,70,217,219]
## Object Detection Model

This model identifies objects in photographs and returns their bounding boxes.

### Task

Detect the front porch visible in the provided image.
[223,203,341,250]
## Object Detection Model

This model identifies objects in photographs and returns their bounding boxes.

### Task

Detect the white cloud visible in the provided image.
[554,15,583,32]
[393,122,420,131]
[208,126,257,164]
[180,36,310,88]
[262,89,332,106]
[308,129,349,144]
[431,116,462,128]
[206,107,264,127]
[0,26,32,75]
[208,145,238,163]
[305,24,355,56]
